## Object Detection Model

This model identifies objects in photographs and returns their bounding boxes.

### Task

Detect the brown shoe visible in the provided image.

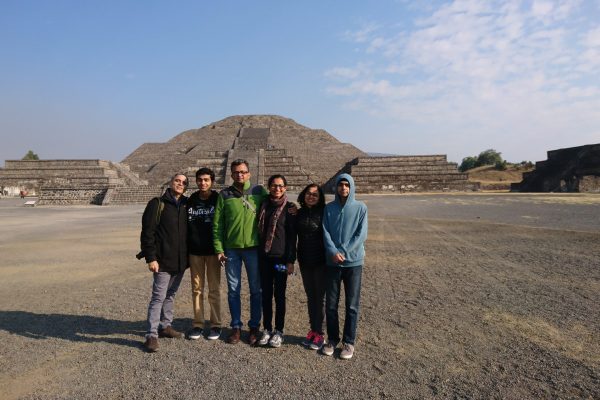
[158,326,183,339]
[227,328,241,344]
[248,327,260,346]
[143,336,159,352]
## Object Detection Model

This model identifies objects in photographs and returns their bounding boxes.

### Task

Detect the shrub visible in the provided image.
[459,156,477,172]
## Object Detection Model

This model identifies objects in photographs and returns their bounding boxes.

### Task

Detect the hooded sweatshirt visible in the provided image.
[322,174,368,267]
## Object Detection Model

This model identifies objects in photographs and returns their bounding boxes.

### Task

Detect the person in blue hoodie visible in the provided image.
[321,173,368,360]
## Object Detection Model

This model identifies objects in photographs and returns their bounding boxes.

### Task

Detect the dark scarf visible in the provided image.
[258,194,288,253]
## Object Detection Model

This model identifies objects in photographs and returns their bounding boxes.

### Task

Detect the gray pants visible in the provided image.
[146,271,185,338]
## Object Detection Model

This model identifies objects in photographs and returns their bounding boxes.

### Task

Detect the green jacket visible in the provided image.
[213,181,267,253]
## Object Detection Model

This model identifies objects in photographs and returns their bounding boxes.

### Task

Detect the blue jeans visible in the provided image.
[225,248,262,329]
[325,265,362,345]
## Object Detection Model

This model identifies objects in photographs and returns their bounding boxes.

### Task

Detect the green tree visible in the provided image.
[22,150,39,160]
[459,156,477,172]
[494,160,508,170]
[475,149,502,167]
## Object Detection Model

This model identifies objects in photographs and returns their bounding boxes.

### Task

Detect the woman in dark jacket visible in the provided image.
[256,174,296,348]
[294,183,327,350]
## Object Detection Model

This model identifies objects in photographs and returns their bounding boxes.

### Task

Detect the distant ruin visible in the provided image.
[0,115,475,204]
[511,144,600,192]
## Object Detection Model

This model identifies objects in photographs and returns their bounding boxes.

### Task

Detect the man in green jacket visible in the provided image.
[213,159,267,345]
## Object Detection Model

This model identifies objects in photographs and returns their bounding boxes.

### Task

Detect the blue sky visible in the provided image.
[1,0,599,167]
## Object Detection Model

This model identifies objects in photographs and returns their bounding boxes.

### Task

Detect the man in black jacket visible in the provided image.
[140,173,189,352]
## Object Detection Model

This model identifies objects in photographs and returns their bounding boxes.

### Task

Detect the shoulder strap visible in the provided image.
[240,195,256,214]
[155,197,164,225]
[231,185,257,214]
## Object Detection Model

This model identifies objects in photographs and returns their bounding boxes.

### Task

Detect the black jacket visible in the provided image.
[295,206,326,266]
[140,189,188,273]
[259,200,296,263]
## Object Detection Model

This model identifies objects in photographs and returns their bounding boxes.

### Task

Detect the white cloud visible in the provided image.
[326,0,600,161]
[584,26,600,46]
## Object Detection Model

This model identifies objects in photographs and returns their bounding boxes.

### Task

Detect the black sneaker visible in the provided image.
[207,327,221,340]
[187,327,203,340]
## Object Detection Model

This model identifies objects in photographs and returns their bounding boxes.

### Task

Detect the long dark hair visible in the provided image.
[298,184,325,209]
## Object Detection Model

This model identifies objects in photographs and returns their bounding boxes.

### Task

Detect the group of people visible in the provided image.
[139,159,368,360]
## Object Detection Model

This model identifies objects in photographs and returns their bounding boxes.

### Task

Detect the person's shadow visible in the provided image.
[0,310,146,348]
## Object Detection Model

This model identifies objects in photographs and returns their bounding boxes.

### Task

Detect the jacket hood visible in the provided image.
[163,188,186,206]
[334,173,356,205]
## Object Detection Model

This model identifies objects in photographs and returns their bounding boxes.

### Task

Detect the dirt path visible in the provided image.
[0,195,598,399]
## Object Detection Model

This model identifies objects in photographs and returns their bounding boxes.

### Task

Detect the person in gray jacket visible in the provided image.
[321,173,368,360]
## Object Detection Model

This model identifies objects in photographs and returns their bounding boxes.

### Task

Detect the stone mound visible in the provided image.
[511,144,600,192]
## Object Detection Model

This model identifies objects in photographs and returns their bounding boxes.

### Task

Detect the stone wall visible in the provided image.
[346,155,478,193]
[37,187,108,205]
[512,144,600,192]
[579,176,600,192]
[0,159,146,205]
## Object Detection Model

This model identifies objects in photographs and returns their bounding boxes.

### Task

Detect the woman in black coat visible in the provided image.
[294,183,327,350]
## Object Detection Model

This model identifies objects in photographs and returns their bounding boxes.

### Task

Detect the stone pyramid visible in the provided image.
[121,115,367,191]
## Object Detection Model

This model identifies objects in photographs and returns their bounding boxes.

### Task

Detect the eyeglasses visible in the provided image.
[232,171,249,175]
[305,192,319,198]
[174,178,188,186]
[270,184,286,189]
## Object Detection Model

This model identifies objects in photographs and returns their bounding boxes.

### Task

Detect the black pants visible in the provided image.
[259,254,288,332]
[299,262,326,334]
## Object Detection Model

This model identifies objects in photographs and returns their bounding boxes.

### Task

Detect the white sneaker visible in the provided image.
[322,341,336,356]
[268,330,284,348]
[340,343,355,360]
[257,329,272,346]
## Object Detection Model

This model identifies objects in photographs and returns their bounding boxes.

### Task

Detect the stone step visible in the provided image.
[356,155,448,164]
[351,166,461,174]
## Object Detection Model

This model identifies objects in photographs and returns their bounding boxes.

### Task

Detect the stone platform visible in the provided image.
[346,155,478,193]
[511,144,600,192]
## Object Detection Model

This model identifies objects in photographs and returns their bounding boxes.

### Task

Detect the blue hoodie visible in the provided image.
[323,174,368,267]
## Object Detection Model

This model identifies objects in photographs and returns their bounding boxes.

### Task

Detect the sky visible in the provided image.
[1,0,599,167]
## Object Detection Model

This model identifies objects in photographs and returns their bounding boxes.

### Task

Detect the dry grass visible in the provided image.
[467,164,534,190]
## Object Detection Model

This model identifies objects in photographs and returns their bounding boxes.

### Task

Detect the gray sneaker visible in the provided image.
[268,330,284,348]
[322,341,336,356]
[257,329,272,346]
[340,343,355,360]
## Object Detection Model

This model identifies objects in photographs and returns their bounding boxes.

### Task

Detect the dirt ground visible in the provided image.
[0,193,598,399]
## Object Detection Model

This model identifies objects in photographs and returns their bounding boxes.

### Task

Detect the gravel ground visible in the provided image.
[0,194,598,399]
